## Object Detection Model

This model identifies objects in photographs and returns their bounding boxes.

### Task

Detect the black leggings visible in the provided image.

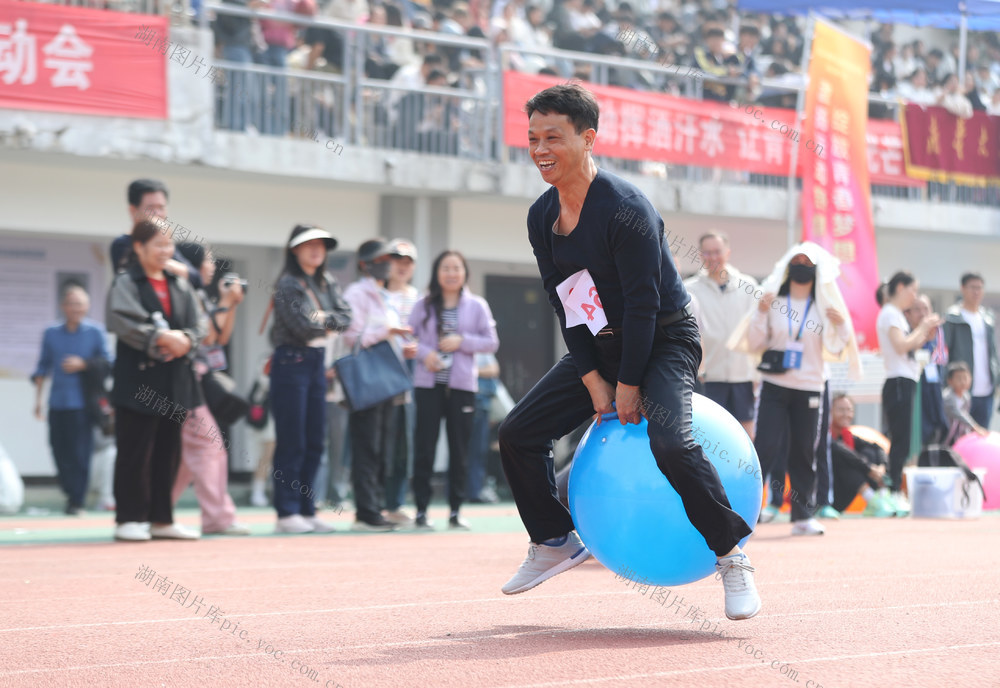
[882,377,916,489]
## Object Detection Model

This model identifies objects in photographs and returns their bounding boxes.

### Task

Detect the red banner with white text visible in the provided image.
[503,71,920,187]
[0,0,167,119]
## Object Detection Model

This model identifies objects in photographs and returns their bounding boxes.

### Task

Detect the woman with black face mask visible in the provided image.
[739,244,856,537]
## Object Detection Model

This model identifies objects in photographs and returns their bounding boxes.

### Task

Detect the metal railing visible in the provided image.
[21,1,998,206]
[203,3,493,159]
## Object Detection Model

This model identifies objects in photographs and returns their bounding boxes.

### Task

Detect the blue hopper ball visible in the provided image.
[568,393,762,586]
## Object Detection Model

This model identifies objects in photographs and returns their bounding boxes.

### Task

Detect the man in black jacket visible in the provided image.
[942,273,999,429]
[498,84,760,621]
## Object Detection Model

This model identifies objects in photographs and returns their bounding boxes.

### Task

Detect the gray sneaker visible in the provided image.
[501,532,590,595]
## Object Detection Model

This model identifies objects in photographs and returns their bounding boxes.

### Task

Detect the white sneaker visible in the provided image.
[715,552,762,620]
[275,514,314,534]
[114,522,151,541]
[758,504,779,524]
[791,518,825,536]
[501,532,591,595]
[890,491,911,516]
[303,516,336,533]
[250,480,268,507]
[150,523,200,540]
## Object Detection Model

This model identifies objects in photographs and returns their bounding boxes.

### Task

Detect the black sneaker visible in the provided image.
[65,503,82,516]
[449,515,470,531]
[350,518,398,532]
[414,514,435,530]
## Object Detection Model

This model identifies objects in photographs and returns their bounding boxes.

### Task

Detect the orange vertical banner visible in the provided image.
[800,20,880,350]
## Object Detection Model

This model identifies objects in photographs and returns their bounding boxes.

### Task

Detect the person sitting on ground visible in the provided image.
[943,361,991,446]
[828,393,896,518]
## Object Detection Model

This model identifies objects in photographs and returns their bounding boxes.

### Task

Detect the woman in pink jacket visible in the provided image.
[408,250,499,530]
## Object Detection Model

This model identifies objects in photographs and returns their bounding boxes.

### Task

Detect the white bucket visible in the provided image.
[904,467,988,519]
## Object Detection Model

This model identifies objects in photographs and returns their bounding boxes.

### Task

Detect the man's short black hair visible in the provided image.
[947,361,971,379]
[127,179,169,208]
[739,25,760,37]
[423,53,445,66]
[538,66,559,76]
[929,48,944,59]
[704,27,725,40]
[961,272,984,287]
[525,83,599,134]
[426,68,448,83]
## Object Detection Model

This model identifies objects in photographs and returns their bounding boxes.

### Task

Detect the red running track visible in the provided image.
[1,506,999,688]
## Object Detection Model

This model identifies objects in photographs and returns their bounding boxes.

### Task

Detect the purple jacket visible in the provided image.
[409,290,499,392]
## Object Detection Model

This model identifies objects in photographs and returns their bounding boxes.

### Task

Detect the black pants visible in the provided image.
[413,385,475,513]
[49,409,94,508]
[349,399,394,524]
[754,382,821,522]
[831,443,885,512]
[113,406,182,524]
[498,316,751,557]
[882,377,916,489]
[814,381,833,508]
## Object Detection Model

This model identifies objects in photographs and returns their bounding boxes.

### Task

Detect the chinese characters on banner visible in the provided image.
[503,71,920,188]
[800,20,880,350]
[901,104,1000,184]
[0,0,167,118]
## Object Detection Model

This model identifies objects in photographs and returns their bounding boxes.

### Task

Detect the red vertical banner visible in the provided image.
[800,20,880,350]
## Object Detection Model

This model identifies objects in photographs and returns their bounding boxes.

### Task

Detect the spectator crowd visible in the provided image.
[203,0,1000,135]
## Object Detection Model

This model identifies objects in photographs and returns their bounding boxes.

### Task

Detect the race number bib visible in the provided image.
[555,269,608,336]
[783,341,804,370]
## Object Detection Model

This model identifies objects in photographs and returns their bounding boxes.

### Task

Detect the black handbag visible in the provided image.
[333,339,413,412]
[756,349,788,374]
[245,377,270,429]
[201,370,250,427]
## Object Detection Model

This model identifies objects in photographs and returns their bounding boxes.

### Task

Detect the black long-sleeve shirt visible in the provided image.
[527,169,690,385]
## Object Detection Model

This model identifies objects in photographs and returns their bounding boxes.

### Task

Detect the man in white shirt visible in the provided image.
[943,273,999,429]
[684,232,758,437]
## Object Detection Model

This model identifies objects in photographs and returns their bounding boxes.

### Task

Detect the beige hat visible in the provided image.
[387,239,418,260]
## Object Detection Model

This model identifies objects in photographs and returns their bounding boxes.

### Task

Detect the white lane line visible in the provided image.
[1,568,987,604]
[4,614,999,679]
[491,641,1000,688]
[2,591,997,635]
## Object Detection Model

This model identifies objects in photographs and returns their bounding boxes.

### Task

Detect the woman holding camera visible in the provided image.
[106,219,205,541]
[738,243,856,537]
[170,243,250,536]
[269,225,351,534]
[409,250,499,530]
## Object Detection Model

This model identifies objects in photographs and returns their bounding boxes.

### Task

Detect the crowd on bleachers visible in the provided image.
[206,0,1000,117]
